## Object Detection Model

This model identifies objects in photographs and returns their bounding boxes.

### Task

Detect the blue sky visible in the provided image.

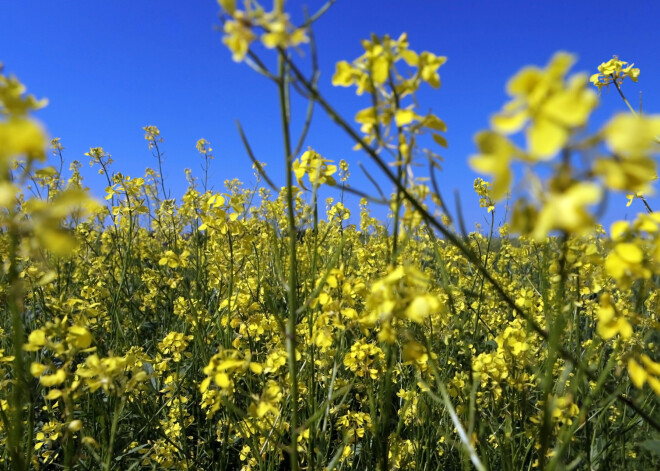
[2,0,660,231]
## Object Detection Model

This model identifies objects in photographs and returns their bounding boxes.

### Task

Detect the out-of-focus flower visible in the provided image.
[491,52,598,160]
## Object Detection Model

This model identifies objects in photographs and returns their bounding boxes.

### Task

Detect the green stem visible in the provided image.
[539,233,569,468]
[7,220,27,471]
[612,76,637,116]
[378,344,395,471]
[278,48,300,471]
[104,398,125,471]
[388,72,405,265]
[308,194,319,470]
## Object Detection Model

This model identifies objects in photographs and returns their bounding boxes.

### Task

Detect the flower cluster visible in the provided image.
[218,0,308,62]
[590,56,640,91]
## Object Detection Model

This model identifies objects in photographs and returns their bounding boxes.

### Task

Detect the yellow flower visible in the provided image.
[30,362,48,377]
[360,38,390,85]
[0,180,17,207]
[628,355,660,395]
[491,52,597,159]
[293,148,337,190]
[332,61,358,87]
[85,146,112,168]
[606,111,660,148]
[628,358,647,388]
[344,339,384,379]
[594,156,656,193]
[590,56,640,91]
[200,348,263,412]
[40,368,67,387]
[332,33,445,94]
[25,328,47,351]
[531,182,601,239]
[469,131,521,200]
[248,380,282,418]
[0,117,47,168]
[260,10,308,50]
[474,178,495,212]
[263,349,287,374]
[596,294,632,340]
[158,249,190,269]
[405,294,440,323]
[0,66,49,115]
[67,325,93,349]
[605,239,651,287]
[402,341,428,363]
[77,353,147,394]
[143,125,163,149]
[158,331,194,362]
[159,250,180,268]
[337,410,372,441]
[196,138,213,155]
[222,13,256,62]
[417,51,446,88]
[394,108,418,127]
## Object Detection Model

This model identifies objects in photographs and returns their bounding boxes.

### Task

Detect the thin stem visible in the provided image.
[388,71,404,264]
[7,218,27,471]
[640,196,654,214]
[236,120,278,191]
[278,48,300,471]
[291,16,319,159]
[337,183,387,205]
[104,398,125,471]
[358,162,386,202]
[301,0,337,27]
[152,140,169,200]
[612,78,636,115]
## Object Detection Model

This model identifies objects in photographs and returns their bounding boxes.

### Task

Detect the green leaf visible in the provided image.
[432,133,448,148]
[640,440,660,456]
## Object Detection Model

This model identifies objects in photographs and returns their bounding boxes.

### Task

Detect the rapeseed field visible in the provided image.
[1,2,660,469]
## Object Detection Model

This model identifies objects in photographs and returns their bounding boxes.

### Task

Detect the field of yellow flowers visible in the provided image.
[2,2,660,470]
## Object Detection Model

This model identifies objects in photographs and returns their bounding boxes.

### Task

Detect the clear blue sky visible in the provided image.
[2,0,660,231]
